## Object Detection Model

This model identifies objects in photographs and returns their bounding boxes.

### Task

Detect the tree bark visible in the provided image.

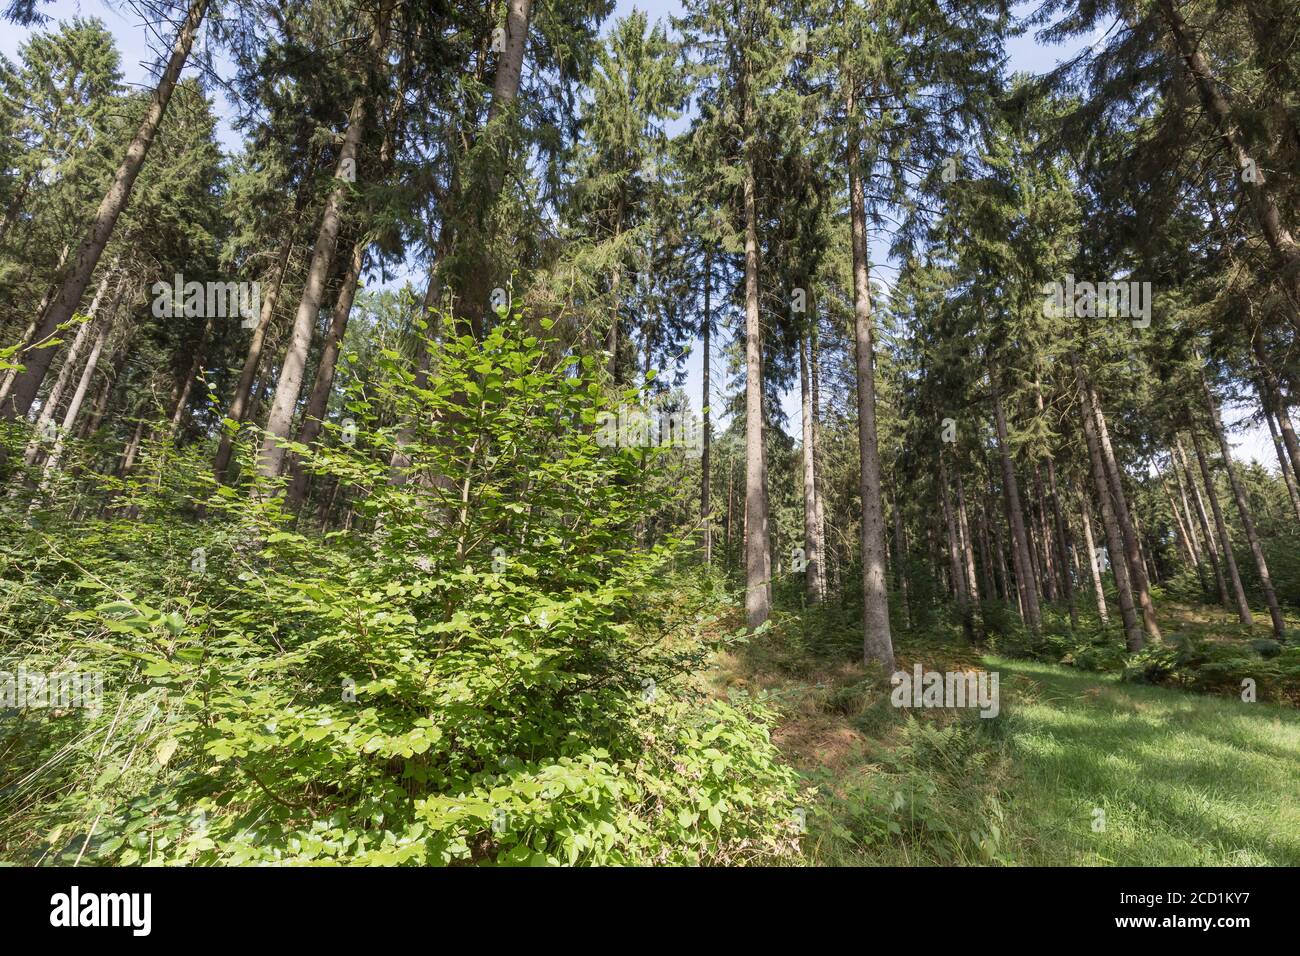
[810,324,828,591]
[1202,374,1286,637]
[285,239,366,511]
[742,143,770,630]
[701,249,712,566]
[893,487,912,628]
[21,271,112,467]
[1252,337,1300,500]
[1190,427,1253,625]
[453,0,533,340]
[1080,388,1142,650]
[1085,378,1161,641]
[1076,480,1109,624]
[1175,433,1229,605]
[991,382,1042,634]
[40,305,114,482]
[257,9,387,482]
[213,229,296,484]
[169,317,213,444]
[847,108,894,669]
[799,332,824,601]
[940,455,973,641]
[1258,381,1300,523]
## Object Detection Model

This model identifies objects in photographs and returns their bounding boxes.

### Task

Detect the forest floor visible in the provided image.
[705,603,1300,866]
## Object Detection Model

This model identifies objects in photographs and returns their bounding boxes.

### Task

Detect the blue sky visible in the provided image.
[0,0,1276,467]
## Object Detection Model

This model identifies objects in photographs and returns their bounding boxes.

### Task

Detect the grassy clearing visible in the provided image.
[709,606,1300,866]
[988,656,1300,865]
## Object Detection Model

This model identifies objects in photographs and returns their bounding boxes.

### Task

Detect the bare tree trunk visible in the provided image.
[847,115,894,670]
[799,332,823,601]
[453,0,533,341]
[810,324,828,591]
[40,306,115,482]
[975,492,996,601]
[1260,396,1300,522]
[285,239,366,511]
[1190,427,1253,625]
[893,487,912,628]
[1161,472,1195,565]
[1084,379,1161,641]
[1076,480,1109,624]
[213,231,295,484]
[991,382,1041,633]
[1176,433,1230,605]
[1080,388,1142,649]
[1252,337,1300,507]
[701,250,712,566]
[1202,374,1286,638]
[258,9,387,482]
[168,317,213,445]
[0,243,70,406]
[21,270,116,469]
[742,145,770,630]
[940,455,973,641]
[1,0,210,420]
[1031,465,1059,603]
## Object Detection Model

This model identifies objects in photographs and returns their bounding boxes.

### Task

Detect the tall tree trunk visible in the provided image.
[213,230,296,484]
[742,144,770,630]
[1259,383,1300,522]
[1202,374,1286,638]
[258,9,387,482]
[955,469,981,607]
[940,456,973,641]
[975,492,997,602]
[40,306,114,482]
[799,332,823,601]
[893,487,912,628]
[454,0,533,340]
[1032,468,1059,603]
[285,239,366,511]
[257,121,366,478]
[1252,337,1300,496]
[1,0,210,420]
[169,317,213,444]
[1084,378,1161,641]
[810,324,829,591]
[1076,480,1109,624]
[1080,389,1142,650]
[1160,472,1195,565]
[991,382,1041,634]
[847,109,894,670]
[1190,427,1253,625]
[0,243,70,406]
[21,271,112,467]
[701,249,712,566]
[1176,433,1230,605]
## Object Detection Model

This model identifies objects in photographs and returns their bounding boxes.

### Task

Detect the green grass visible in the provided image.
[987,655,1300,865]
[714,605,1300,866]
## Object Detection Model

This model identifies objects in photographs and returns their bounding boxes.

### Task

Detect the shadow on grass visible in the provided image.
[986,656,1300,865]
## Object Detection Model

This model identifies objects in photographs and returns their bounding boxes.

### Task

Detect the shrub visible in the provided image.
[0,310,801,865]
